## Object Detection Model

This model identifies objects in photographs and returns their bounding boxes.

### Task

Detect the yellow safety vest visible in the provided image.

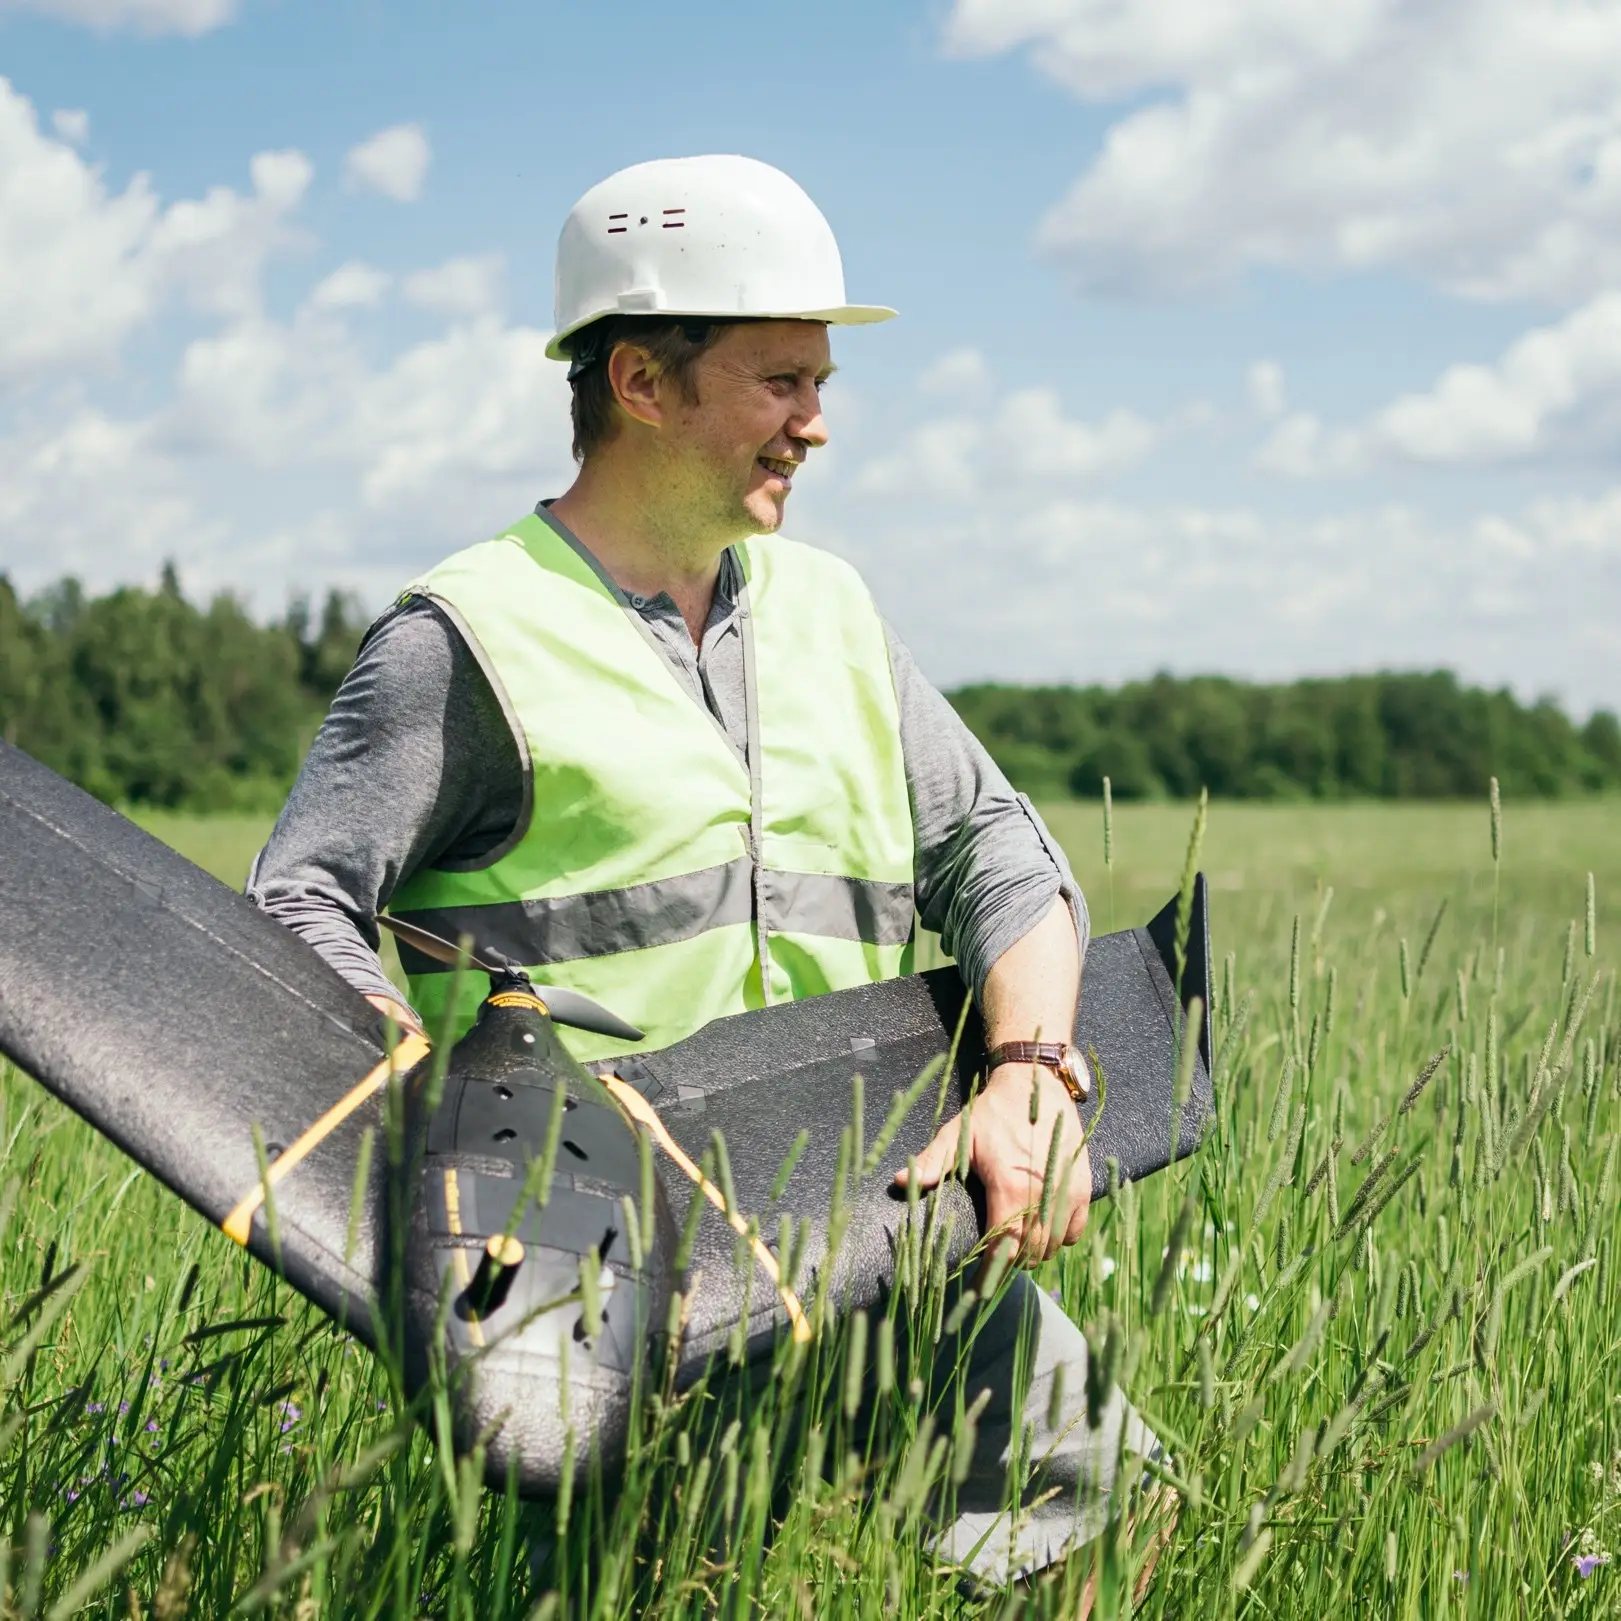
[388,513,915,1062]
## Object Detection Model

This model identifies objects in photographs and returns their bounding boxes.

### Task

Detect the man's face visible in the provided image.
[657,321,833,537]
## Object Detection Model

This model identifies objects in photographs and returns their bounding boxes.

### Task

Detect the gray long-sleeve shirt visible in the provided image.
[248,504,1085,1014]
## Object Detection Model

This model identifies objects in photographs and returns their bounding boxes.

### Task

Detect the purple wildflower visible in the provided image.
[124,1491,150,1509]
[117,1401,129,1415]
[146,1420,159,1433]
[1576,1553,1610,1579]
[86,1402,103,1415]
[277,1400,303,1434]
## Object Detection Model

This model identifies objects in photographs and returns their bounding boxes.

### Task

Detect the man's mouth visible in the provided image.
[757,455,797,485]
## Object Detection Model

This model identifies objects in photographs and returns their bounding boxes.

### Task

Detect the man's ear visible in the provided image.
[607,343,665,430]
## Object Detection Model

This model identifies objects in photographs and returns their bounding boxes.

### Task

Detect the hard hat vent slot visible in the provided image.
[662,209,685,230]
[607,212,629,235]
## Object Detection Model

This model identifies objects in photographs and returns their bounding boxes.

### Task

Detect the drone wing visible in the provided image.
[0,740,408,1343]
[0,741,1213,1396]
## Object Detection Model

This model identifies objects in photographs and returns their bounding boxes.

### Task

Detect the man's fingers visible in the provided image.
[894,1113,963,1190]
[1062,1147,1093,1246]
[366,992,425,1036]
[1063,1187,1091,1247]
[984,1181,1042,1270]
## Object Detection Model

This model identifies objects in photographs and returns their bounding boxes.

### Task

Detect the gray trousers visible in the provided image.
[918,1273,1163,1585]
[527,1275,1161,1594]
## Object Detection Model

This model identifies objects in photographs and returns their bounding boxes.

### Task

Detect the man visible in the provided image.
[251,154,1167,1600]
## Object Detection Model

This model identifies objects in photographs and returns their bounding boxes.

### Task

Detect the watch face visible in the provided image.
[1061,1048,1091,1101]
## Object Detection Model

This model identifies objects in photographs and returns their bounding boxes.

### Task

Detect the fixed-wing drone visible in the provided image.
[0,740,1211,1491]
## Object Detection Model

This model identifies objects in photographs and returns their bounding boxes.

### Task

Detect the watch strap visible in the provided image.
[984,1041,1090,1102]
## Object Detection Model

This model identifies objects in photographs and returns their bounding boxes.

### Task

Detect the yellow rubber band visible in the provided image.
[600,1073,812,1344]
[221,1031,431,1246]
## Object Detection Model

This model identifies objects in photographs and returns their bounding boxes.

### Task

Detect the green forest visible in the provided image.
[952,672,1621,801]
[2,571,1618,807]
[0,569,368,811]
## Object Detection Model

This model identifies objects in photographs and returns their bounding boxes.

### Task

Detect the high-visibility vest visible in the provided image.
[387,513,916,1062]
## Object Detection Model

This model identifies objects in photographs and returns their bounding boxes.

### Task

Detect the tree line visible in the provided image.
[1,571,1616,808]
[951,673,1621,801]
[0,569,368,811]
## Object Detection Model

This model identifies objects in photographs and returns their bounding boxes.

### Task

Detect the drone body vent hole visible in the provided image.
[494,1084,512,1100]
[493,1127,516,1143]
[563,1140,588,1161]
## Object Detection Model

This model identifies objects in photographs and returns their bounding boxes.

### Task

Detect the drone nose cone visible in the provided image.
[396,990,676,1491]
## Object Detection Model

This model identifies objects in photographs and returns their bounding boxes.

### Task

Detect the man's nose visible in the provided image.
[789,383,829,450]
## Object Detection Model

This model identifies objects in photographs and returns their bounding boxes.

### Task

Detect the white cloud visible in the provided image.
[917,346,992,398]
[0,79,310,383]
[1259,289,1621,473]
[309,262,392,311]
[857,361,1166,497]
[344,123,430,203]
[1247,360,1285,419]
[856,415,983,499]
[0,81,568,606]
[50,108,88,145]
[945,0,1621,305]
[2,301,575,604]
[156,293,572,508]
[999,389,1158,478]
[1,0,235,33]
[402,255,504,317]
[1255,412,1362,478]
[814,478,1621,709]
[0,406,222,587]
[1372,290,1621,463]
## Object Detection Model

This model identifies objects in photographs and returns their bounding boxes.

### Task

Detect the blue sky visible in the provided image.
[2,0,1618,710]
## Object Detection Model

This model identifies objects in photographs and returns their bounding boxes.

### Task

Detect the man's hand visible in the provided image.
[895,1057,1092,1266]
[366,992,425,1037]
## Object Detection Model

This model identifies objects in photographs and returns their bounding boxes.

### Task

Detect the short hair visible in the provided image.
[566,316,732,462]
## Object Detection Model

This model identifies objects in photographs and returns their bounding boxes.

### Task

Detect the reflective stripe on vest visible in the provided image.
[387,514,915,1061]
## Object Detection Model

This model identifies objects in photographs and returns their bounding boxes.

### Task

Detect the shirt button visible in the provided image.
[629,594,647,609]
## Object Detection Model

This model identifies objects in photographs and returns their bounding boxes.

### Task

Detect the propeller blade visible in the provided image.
[531,985,644,1044]
[377,915,643,1042]
[378,914,500,975]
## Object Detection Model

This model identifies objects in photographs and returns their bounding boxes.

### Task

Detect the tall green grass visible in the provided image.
[0,796,1613,1616]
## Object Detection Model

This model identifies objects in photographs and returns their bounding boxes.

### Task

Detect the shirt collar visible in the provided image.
[535,499,741,618]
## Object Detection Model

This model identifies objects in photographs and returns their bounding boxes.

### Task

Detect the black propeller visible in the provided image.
[377,915,645,1044]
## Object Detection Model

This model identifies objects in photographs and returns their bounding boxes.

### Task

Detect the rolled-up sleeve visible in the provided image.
[886,623,1089,998]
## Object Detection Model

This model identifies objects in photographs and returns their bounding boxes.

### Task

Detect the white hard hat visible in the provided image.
[546,154,895,363]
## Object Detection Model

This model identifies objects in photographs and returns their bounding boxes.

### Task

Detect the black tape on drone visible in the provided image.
[0,740,1212,1493]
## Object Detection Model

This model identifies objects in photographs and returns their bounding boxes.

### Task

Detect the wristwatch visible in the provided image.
[984,1041,1091,1103]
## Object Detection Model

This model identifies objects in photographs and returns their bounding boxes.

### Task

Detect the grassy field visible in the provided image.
[0,796,1616,1616]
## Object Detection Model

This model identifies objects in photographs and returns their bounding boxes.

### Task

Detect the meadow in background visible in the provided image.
[0,792,1613,1616]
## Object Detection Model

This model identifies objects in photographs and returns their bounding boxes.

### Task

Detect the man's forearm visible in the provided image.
[980,894,1080,1053]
